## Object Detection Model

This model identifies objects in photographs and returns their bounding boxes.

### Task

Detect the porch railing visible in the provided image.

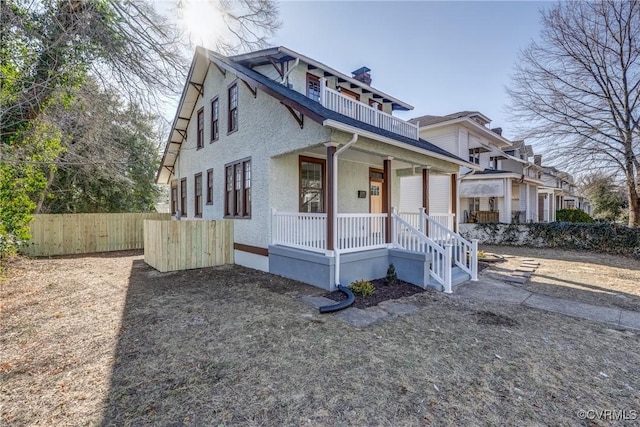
[320,84,419,140]
[416,208,478,281]
[336,213,387,253]
[271,210,327,253]
[392,212,452,292]
[399,212,455,233]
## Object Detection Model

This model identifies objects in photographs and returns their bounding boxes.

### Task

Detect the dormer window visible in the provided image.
[469,148,482,165]
[307,74,321,102]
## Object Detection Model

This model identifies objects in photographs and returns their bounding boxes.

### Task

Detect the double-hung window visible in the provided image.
[225,158,250,218]
[211,98,219,141]
[194,173,203,217]
[180,178,187,216]
[299,156,325,212]
[196,108,204,149]
[206,169,213,205]
[228,83,238,133]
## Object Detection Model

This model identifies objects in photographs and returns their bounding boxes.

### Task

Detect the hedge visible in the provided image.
[461,222,640,259]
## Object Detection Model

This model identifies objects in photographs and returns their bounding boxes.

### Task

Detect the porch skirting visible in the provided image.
[268,245,432,291]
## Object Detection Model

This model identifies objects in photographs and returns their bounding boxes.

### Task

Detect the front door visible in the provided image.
[370,169,384,235]
[369,169,384,214]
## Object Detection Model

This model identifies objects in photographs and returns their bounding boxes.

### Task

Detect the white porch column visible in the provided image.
[503,178,512,223]
[525,183,530,222]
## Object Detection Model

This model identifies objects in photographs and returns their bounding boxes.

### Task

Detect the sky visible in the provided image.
[172,0,553,140]
[270,1,551,140]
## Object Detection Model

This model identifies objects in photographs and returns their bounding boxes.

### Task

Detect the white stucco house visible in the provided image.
[400,111,543,227]
[156,46,482,293]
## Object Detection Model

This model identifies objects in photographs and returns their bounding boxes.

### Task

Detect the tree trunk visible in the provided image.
[628,182,640,228]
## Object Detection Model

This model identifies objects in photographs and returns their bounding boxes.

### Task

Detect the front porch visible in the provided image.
[460,178,540,224]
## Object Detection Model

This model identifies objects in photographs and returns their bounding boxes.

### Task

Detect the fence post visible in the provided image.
[444,243,453,294]
[471,239,479,281]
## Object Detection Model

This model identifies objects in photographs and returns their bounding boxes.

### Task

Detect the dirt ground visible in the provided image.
[2,250,640,426]
[481,245,640,312]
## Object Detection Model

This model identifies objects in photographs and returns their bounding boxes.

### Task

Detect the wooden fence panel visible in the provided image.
[143,220,234,272]
[22,213,171,256]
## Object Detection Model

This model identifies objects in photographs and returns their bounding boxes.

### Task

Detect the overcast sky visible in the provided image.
[271,1,551,139]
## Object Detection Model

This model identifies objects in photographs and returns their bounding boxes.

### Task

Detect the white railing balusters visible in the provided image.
[320,86,419,140]
[391,213,451,291]
[336,213,387,253]
[272,211,327,253]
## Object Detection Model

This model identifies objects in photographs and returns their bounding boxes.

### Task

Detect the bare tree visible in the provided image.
[507,1,640,227]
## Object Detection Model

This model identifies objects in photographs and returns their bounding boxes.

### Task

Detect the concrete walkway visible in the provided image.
[455,277,640,331]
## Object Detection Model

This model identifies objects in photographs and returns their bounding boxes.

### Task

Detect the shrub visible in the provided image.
[349,279,375,297]
[556,209,594,223]
[386,263,397,285]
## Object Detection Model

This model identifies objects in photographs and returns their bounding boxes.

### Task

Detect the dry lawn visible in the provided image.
[2,250,640,426]
[481,245,640,312]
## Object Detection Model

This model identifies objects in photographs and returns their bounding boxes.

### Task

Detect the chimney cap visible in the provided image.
[491,127,503,135]
[351,66,371,76]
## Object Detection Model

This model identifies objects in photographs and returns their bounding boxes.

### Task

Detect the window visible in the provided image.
[299,156,325,212]
[306,73,321,102]
[206,168,213,204]
[210,98,219,141]
[225,158,251,218]
[469,197,480,212]
[194,173,203,217]
[170,181,178,215]
[469,148,481,165]
[196,108,204,149]
[228,83,238,133]
[180,178,187,216]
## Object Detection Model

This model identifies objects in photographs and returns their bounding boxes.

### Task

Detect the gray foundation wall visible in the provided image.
[268,245,432,291]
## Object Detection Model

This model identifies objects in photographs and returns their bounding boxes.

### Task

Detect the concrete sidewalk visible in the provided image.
[455,278,640,331]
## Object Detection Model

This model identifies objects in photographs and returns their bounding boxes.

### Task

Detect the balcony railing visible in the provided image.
[319,81,419,140]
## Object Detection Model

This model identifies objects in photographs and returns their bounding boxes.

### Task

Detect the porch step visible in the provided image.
[427,266,471,292]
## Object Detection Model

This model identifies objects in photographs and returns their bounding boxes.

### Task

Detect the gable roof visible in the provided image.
[157,47,478,183]
[409,111,491,127]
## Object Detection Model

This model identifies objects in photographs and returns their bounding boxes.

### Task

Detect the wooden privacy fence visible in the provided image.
[143,220,234,272]
[23,213,171,256]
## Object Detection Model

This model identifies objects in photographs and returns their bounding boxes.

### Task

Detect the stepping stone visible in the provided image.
[512,271,532,277]
[335,306,389,327]
[521,258,536,262]
[505,275,528,284]
[378,301,420,316]
[300,295,337,309]
[516,267,536,273]
[521,262,540,267]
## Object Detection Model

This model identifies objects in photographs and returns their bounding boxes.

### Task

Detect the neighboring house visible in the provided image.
[537,157,591,221]
[156,46,481,293]
[404,111,543,226]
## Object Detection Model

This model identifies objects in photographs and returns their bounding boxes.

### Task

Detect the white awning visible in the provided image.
[460,179,504,197]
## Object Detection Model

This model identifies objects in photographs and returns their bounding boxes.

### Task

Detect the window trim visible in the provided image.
[180,177,187,217]
[206,168,213,205]
[196,108,204,149]
[224,157,251,219]
[194,173,203,218]
[210,97,219,142]
[227,81,239,134]
[170,180,178,215]
[298,156,326,213]
[306,73,321,102]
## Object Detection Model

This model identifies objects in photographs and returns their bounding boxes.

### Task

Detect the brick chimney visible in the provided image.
[491,127,502,135]
[351,67,371,85]
[534,154,542,166]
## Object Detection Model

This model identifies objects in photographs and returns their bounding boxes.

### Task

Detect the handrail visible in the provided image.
[392,212,452,292]
[419,208,478,281]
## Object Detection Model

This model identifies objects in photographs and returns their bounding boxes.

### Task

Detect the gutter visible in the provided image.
[323,119,481,171]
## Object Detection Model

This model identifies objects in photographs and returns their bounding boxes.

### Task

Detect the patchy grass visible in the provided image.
[1,251,639,426]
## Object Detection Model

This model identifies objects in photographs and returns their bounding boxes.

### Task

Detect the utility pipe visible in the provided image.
[333,134,358,288]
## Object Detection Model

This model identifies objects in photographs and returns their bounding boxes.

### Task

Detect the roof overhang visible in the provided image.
[323,119,483,171]
[419,117,513,148]
[231,46,414,112]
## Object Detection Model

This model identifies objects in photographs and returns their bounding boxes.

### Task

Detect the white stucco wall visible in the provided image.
[172,64,331,251]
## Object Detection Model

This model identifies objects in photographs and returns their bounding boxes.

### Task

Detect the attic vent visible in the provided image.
[352,66,371,85]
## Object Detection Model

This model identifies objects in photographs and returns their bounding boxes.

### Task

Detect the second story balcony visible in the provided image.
[317,78,419,140]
